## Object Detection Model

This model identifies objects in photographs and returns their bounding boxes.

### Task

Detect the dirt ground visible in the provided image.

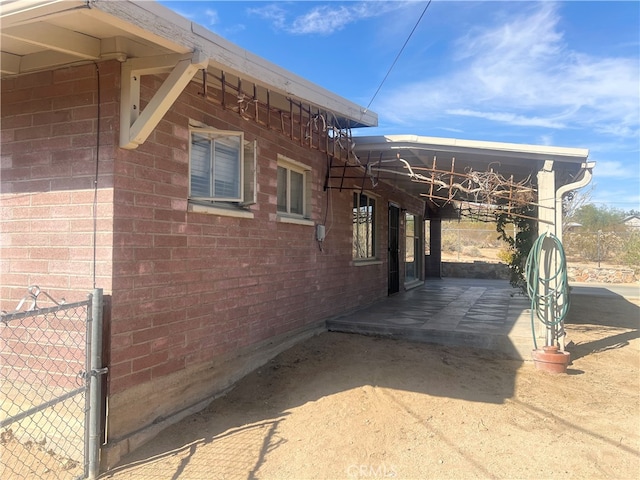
[95,292,639,480]
[3,291,637,480]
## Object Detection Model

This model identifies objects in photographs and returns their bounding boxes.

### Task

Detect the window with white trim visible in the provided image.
[277,156,311,219]
[189,127,256,206]
[353,192,376,259]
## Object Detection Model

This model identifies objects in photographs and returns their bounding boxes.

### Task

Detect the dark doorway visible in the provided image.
[388,204,400,295]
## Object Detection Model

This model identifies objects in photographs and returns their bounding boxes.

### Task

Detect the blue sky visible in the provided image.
[159,1,640,212]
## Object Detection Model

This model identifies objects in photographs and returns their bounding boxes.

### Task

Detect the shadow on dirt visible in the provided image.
[101,283,639,479]
[565,286,640,361]
[101,332,523,479]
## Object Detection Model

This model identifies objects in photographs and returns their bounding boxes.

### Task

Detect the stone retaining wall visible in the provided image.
[567,266,637,284]
[442,261,510,280]
[441,261,638,284]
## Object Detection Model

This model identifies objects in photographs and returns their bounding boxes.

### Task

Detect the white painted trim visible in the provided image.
[2,22,100,59]
[0,52,21,75]
[277,154,311,172]
[277,216,314,226]
[120,51,208,149]
[188,203,254,219]
[90,0,376,128]
[354,135,589,162]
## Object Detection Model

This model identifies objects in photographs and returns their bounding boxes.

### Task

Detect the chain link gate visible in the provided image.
[0,287,105,480]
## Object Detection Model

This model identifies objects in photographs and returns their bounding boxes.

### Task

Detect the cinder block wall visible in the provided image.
[1,61,118,307]
[2,60,425,463]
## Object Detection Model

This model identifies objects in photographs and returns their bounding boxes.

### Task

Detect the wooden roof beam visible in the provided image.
[120,50,208,149]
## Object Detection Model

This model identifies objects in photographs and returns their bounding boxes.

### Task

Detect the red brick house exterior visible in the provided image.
[1,1,425,466]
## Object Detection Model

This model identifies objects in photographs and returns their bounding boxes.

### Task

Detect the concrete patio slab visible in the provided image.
[326,278,537,360]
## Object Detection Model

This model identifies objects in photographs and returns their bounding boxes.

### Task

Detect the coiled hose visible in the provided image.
[525,232,570,350]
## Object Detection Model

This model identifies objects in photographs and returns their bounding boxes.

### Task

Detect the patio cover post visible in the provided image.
[536,160,559,347]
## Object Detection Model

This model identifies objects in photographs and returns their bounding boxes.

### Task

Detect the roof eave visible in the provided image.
[91,0,377,129]
[354,134,589,163]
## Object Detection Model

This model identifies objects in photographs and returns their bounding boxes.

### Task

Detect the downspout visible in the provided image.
[555,161,595,243]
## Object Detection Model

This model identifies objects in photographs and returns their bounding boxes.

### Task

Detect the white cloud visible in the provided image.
[247,4,287,30]
[204,9,219,26]
[290,5,357,35]
[250,1,406,36]
[592,160,632,178]
[377,2,640,140]
[447,109,566,129]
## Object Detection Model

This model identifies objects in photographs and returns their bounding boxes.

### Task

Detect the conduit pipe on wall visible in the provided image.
[554,161,595,242]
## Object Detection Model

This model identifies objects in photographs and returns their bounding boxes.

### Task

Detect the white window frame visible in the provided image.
[276,155,312,224]
[352,191,377,260]
[189,125,256,207]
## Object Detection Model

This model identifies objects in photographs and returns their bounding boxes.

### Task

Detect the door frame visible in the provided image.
[388,203,400,295]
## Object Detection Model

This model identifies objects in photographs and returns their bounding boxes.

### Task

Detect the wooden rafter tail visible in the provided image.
[266,90,271,130]
[289,99,294,141]
[221,71,226,109]
[307,106,313,148]
[429,155,436,199]
[448,157,456,200]
[199,68,207,97]
[325,112,330,154]
[298,100,303,146]
[253,84,258,123]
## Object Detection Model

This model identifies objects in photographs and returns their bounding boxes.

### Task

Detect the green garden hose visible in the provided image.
[525,232,570,350]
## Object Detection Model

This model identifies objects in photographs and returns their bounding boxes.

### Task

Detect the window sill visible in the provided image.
[352,259,382,267]
[277,215,314,226]
[188,201,254,219]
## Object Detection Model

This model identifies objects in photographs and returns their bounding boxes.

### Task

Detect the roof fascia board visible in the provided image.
[0,0,88,27]
[90,0,377,128]
[189,23,377,128]
[355,135,589,163]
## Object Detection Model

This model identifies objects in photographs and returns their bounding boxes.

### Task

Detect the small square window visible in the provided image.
[277,156,311,219]
[189,127,256,206]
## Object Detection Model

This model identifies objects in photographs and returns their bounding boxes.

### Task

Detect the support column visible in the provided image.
[537,160,557,237]
[536,160,559,347]
[426,217,442,278]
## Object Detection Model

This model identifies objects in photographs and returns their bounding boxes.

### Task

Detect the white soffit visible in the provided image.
[354,135,590,163]
[0,0,377,128]
[92,0,377,128]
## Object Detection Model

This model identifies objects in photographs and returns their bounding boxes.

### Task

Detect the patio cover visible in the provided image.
[352,135,594,239]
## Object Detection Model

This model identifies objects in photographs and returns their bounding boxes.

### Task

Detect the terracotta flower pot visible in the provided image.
[532,346,571,373]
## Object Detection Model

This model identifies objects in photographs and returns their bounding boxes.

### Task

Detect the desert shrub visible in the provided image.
[622,232,640,267]
[464,246,482,257]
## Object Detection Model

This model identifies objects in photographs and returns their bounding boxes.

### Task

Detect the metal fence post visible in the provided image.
[88,288,104,479]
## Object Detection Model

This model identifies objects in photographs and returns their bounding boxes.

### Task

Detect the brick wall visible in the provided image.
[2,62,425,450]
[107,76,424,395]
[1,62,118,309]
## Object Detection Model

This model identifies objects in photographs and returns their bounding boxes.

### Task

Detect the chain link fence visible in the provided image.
[432,222,640,272]
[563,229,640,268]
[437,226,505,261]
[0,287,104,480]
